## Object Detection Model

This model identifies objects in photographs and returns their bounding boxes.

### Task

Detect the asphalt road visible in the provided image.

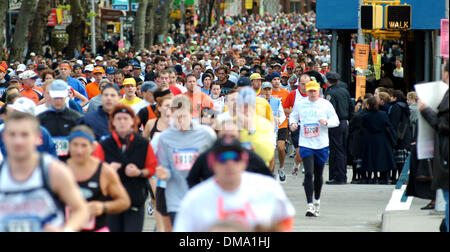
[143,151,400,232]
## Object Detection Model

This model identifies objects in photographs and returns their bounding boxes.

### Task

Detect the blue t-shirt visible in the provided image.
[0,124,57,158]
[67,77,88,104]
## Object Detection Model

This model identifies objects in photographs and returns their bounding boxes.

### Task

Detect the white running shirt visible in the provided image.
[174,172,295,232]
[289,97,340,149]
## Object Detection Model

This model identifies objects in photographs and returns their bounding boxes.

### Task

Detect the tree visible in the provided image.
[66,0,88,59]
[158,0,174,44]
[28,0,52,56]
[10,0,37,63]
[207,0,215,27]
[134,0,148,50]
[0,0,8,61]
[145,0,158,48]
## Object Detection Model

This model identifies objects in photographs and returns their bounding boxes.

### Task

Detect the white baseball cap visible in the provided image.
[17,64,27,72]
[8,97,36,116]
[95,56,104,61]
[19,70,39,80]
[49,80,69,98]
[85,64,95,72]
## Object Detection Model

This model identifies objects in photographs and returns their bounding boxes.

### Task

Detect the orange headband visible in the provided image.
[59,63,72,71]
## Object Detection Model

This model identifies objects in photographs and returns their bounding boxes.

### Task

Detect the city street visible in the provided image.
[143,152,431,232]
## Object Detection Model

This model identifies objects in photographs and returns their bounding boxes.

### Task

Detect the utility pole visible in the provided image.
[91,0,96,56]
[358,0,365,44]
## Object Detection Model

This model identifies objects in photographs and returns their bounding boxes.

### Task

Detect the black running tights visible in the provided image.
[302,155,325,204]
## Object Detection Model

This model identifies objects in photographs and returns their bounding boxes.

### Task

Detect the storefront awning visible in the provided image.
[101,8,125,22]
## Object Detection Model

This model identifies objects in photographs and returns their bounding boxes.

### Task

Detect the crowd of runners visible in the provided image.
[0,11,448,232]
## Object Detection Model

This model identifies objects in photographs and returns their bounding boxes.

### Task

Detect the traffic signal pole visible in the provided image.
[358,0,366,44]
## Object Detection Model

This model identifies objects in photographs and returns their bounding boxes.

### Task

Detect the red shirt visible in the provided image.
[169,85,182,96]
[93,131,157,178]
[283,89,307,109]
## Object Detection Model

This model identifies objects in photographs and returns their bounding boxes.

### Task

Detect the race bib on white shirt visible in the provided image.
[303,123,320,138]
[172,148,199,172]
[2,216,42,232]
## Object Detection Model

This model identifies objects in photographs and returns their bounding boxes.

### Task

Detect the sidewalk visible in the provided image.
[382,197,445,232]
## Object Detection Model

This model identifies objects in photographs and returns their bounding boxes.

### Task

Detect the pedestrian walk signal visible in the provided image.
[385,5,411,30]
[361,5,383,30]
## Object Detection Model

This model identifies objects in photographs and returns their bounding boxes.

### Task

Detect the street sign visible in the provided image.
[112,0,139,12]
[113,4,129,11]
[355,44,370,70]
[385,5,411,30]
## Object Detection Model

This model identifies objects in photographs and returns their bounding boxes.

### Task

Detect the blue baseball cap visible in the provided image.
[141,81,158,93]
[237,77,252,87]
[106,67,116,75]
[269,72,281,82]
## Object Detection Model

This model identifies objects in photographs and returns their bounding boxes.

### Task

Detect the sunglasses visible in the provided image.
[216,151,241,163]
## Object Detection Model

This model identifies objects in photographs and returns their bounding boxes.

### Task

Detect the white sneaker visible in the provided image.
[300,162,305,174]
[278,167,286,183]
[305,204,315,217]
[147,202,154,216]
[313,199,320,217]
[292,163,299,176]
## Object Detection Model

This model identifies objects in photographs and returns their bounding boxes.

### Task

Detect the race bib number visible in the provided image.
[66,206,95,231]
[53,137,69,157]
[2,216,42,232]
[303,123,320,138]
[172,149,199,172]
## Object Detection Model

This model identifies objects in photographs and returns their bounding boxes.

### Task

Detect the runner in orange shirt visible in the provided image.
[85,66,105,99]
[268,72,290,181]
[19,70,43,104]
[185,74,214,119]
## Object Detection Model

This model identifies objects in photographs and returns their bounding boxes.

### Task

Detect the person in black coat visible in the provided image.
[348,99,366,183]
[388,90,413,183]
[361,96,396,184]
[418,61,449,232]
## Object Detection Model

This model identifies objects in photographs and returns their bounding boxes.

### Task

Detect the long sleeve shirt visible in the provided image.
[157,122,216,213]
[289,98,340,150]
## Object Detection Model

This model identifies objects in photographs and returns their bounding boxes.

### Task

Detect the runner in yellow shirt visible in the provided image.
[236,87,275,167]
[120,78,143,106]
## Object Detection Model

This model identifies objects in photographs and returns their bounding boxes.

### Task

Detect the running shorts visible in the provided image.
[291,128,300,149]
[299,146,330,166]
[277,128,289,142]
[156,187,168,216]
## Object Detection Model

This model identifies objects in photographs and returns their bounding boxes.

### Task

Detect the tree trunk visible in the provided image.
[215,0,221,25]
[28,0,52,56]
[134,0,148,50]
[158,0,174,44]
[66,0,87,59]
[207,0,215,27]
[199,0,207,25]
[10,0,37,63]
[0,0,8,61]
[145,0,158,48]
